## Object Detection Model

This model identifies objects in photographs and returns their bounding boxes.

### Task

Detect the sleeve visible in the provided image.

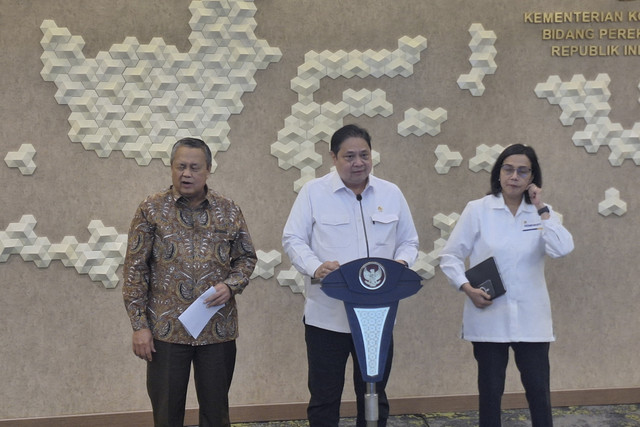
[122,203,155,331]
[541,209,574,258]
[282,185,323,278]
[438,202,479,290]
[224,204,257,295]
[392,191,419,267]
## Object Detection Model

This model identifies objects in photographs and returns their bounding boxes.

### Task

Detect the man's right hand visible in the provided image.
[132,328,155,362]
[314,261,340,280]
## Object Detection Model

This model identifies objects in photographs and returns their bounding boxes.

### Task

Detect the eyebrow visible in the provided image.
[176,162,204,167]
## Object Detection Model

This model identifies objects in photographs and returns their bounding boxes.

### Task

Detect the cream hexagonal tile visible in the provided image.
[277,266,305,295]
[598,187,627,217]
[4,144,37,175]
[434,145,463,175]
[251,249,282,280]
[469,144,504,173]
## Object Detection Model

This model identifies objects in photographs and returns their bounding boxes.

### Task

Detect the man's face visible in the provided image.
[171,146,210,202]
[331,136,372,193]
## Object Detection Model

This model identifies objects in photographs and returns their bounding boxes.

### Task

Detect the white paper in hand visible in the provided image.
[178,287,225,339]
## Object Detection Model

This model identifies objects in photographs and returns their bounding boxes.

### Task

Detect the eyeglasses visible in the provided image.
[501,164,531,178]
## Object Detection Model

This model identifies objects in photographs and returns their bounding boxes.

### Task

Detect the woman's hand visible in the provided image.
[461,283,493,308]
[527,184,551,219]
[527,184,544,209]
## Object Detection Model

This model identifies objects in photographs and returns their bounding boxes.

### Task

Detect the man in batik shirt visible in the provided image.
[123,137,257,427]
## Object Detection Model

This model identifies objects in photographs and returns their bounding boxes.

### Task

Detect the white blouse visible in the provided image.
[439,194,574,342]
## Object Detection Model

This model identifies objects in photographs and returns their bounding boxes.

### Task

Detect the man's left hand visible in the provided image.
[204,283,231,307]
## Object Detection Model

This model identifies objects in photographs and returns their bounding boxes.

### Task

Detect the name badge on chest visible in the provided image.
[522,220,542,232]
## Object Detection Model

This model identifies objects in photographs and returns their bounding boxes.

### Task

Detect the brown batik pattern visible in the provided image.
[122,187,257,345]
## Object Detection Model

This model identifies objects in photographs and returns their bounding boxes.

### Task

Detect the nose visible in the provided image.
[352,155,365,166]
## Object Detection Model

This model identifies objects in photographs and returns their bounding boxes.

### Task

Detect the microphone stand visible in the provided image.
[357,193,377,427]
[365,383,378,427]
[356,194,370,259]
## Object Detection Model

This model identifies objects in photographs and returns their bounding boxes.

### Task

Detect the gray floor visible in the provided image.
[229,404,640,426]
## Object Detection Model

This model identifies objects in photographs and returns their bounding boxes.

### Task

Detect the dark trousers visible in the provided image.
[472,342,553,427]
[305,324,393,427]
[147,339,236,427]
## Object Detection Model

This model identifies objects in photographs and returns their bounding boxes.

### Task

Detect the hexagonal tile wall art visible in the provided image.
[412,212,461,280]
[4,144,37,175]
[40,0,282,171]
[14,0,284,289]
[17,5,625,296]
[457,23,498,96]
[270,36,428,192]
[32,17,498,292]
[270,24,496,190]
[0,215,126,288]
[397,107,448,137]
[535,73,640,167]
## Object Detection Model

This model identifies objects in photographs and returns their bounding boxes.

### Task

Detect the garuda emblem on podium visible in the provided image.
[358,261,386,290]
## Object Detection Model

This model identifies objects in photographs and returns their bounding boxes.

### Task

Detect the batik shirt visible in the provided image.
[123,186,257,345]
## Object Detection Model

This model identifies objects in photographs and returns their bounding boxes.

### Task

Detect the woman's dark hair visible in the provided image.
[170,137,212,169]
[488,144,542,204]
[330,124,372,155]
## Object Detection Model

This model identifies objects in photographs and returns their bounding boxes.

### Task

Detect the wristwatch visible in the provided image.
[537,206,550,216]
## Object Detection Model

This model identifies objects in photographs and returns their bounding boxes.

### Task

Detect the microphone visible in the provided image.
[356,194,370,258]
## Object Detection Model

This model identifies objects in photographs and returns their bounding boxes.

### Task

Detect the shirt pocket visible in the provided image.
[371,213,399,246]
[316,214,352,248]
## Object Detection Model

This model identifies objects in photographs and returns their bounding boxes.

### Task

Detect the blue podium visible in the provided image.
[321,257,422,425]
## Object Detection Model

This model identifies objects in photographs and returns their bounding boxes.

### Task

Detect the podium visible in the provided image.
[321,257,422,426]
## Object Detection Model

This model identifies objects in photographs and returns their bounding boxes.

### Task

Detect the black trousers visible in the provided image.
[472,342,553,427]
[147,339,236,427]
[305,324,393,427]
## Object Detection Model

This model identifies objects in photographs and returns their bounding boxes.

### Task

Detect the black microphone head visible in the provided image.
[356,194,362,201]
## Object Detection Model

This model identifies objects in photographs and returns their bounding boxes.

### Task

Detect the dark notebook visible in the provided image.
[465,257,506,300]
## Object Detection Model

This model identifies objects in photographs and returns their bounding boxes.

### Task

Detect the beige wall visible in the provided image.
[1,0,639,420]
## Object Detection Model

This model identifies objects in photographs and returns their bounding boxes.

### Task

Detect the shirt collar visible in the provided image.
[489,193,536,213]
[329,170,375,196]
[170,185,211,207]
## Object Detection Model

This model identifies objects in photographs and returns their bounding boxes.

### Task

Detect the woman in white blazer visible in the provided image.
[439,144,574,427]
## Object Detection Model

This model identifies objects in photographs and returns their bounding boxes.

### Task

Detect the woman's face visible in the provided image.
[499,154,533,202]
